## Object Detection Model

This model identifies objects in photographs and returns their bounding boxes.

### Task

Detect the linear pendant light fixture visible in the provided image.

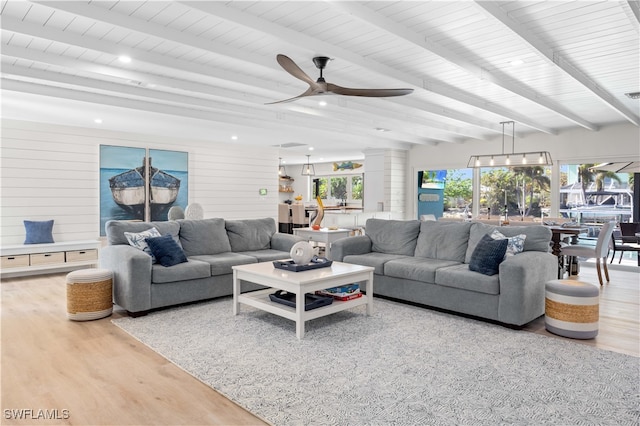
[467,121,552,168]
[301,154,315,176]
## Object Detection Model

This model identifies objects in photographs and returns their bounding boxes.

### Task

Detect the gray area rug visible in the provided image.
[113,297,639,425]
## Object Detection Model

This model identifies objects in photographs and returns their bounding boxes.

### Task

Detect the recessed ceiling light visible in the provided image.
[510,59,524,66]
[231,135,238,140]
[94,118,103,124]
[318,100,327,106]
[375,127,390,132]
[118,55,132,63]
[308,147,314,151]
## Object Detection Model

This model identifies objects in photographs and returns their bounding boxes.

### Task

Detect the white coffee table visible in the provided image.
[292,227,351,259]
[232,261,374,339]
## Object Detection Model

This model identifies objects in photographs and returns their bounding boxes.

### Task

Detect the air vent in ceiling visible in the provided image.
[273,143,307,148]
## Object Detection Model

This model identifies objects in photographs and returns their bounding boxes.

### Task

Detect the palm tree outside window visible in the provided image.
[561,164,631,223]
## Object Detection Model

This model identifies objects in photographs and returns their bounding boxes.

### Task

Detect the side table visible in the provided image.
[292,227,351,260]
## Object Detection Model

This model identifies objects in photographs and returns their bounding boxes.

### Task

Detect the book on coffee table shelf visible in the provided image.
[315,291,362,301]
[316,284,362,301]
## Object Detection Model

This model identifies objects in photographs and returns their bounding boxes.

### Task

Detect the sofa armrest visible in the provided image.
[497,251,558,325]
[99,245,153,314]
[330,235,373,261]
[271,233,305,252]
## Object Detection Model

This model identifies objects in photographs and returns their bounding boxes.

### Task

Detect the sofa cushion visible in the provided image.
[343,252,411,275]
[226,218,276,252]
[178,218,231,256]
[106,220,181,246]
[146,234,188,267]
[189,252,257,276]
[151,259,212,284]
[384,257,461,283]
[237,249,291,262]
[468,234,508,276]
[414,221,471,262]
[366,219,421,256]
[435,263,500,295]
[465,222,551,263]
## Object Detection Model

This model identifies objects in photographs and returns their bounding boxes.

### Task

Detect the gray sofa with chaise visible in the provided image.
[331,219,557,326]
[100,217,303,316]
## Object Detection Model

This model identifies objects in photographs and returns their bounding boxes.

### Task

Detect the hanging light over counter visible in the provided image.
[278,157,287,176]
[301,154,315,176]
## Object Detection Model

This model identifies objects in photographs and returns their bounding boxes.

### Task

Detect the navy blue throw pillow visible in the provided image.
[469,234,508,276]
[145,234,188,267]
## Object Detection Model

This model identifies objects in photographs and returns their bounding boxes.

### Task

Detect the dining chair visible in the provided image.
[610,228,640,265]
[560,221,616,285]
[619,222,640,243]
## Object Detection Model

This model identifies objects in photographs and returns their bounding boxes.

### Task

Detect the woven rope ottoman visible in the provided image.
[66,268,113,321]
[545,279,599,339]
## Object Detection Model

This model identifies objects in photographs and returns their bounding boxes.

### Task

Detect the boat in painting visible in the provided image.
[109,158,180,218]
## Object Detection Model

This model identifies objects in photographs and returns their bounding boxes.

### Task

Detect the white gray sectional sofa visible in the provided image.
[100,217,303,316]
[331,219,557,326]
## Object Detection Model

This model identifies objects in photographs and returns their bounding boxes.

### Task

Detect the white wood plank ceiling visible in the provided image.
[1,1,638,163]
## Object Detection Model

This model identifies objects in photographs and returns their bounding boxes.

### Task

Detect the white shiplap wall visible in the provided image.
[362,149,406,213]
[0,119,279,245]
[385,150,407,213]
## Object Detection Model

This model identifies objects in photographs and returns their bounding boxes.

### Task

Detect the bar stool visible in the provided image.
[291,203,306,229]
[278,203,292,234]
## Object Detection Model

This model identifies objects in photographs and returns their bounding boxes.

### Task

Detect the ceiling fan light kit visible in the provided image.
[267,54,414,104]
[468,121,553,168]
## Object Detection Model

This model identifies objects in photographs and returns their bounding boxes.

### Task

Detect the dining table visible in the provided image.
[545,225,589,278]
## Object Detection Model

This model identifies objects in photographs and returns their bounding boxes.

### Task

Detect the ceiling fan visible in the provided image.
[266,54,414,104]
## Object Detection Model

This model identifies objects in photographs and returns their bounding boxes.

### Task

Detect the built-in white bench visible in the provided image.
[0,240,100,278]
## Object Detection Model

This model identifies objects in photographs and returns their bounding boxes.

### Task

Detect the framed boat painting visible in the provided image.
[99,145,189,236]
[148,149,188,221]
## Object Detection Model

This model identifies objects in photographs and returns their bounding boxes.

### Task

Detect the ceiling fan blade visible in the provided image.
[276,54,318,87]
[327,83,413,97]
[265,87,315,105]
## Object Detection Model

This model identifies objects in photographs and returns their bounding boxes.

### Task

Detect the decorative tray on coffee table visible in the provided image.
[273,256,333,272]
[269,290,333,311]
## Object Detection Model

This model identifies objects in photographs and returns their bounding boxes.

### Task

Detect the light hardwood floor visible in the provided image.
[1,265,638,425]
[1,273,268,426]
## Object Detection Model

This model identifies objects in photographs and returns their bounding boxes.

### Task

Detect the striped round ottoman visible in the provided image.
[545,279,599,339]
[66,268,113,321]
